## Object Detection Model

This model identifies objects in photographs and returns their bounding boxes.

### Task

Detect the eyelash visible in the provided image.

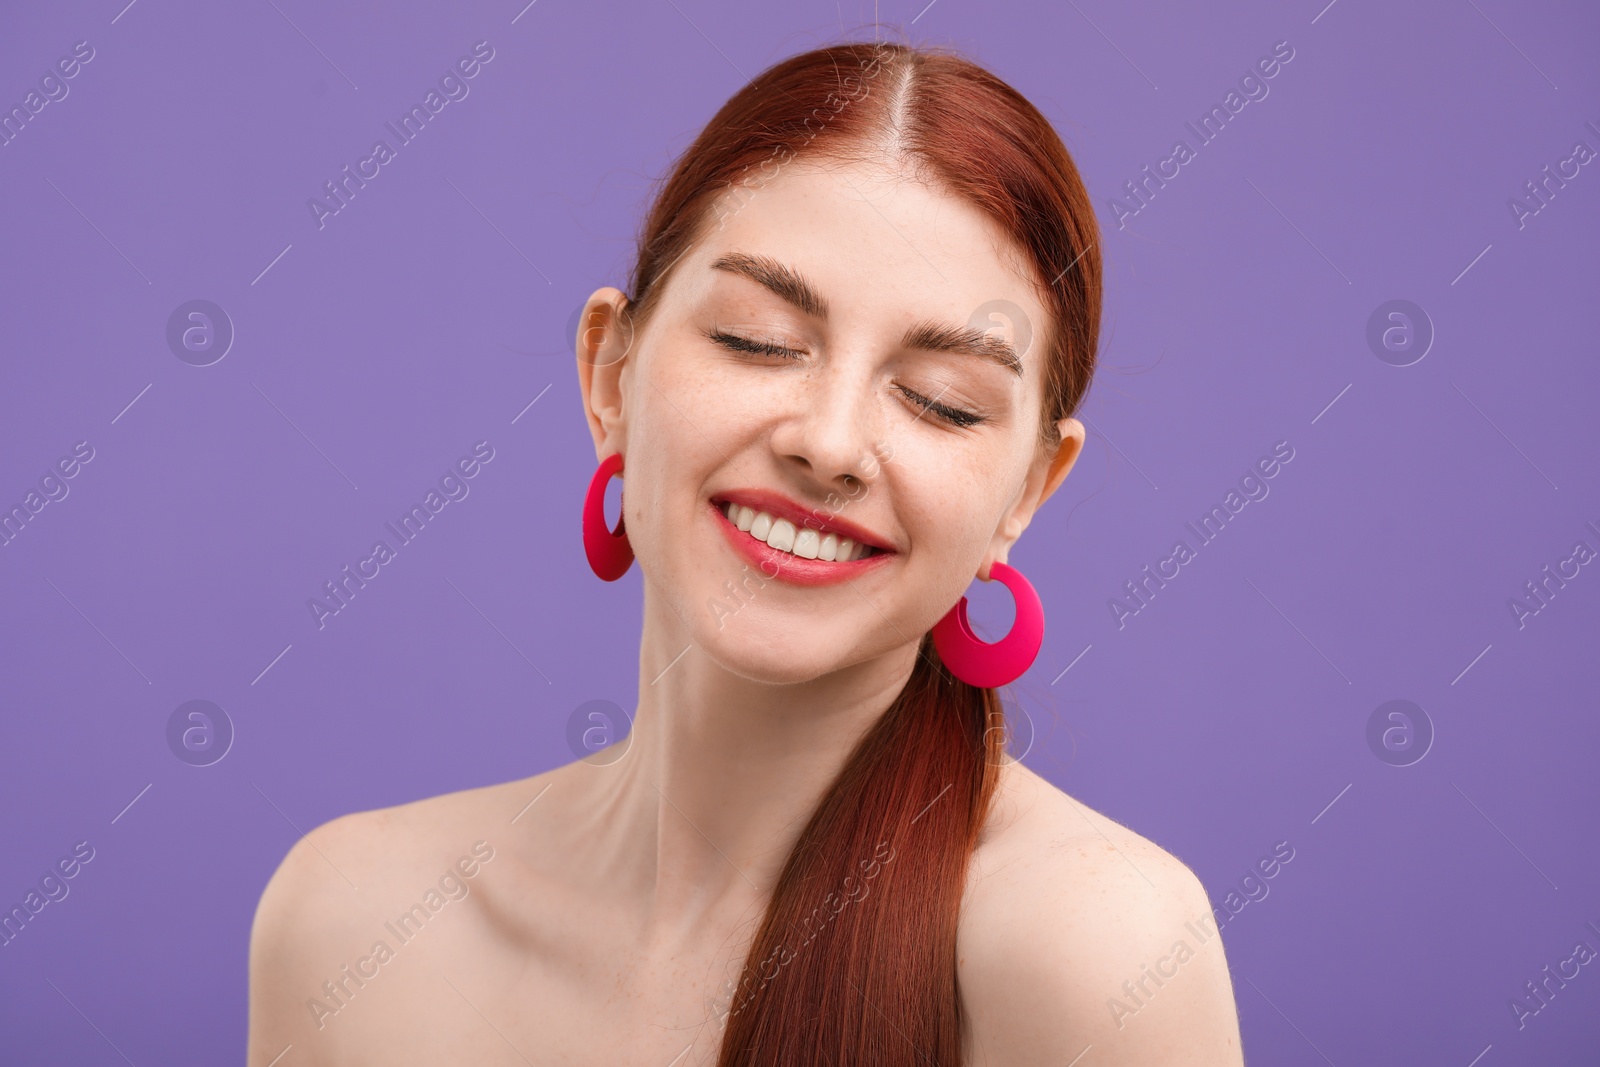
[898,385,985,428]
[709,329,799,360]
[706,329,988,429]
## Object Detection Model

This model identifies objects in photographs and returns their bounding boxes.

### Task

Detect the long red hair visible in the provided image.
[623,39,1102,1065]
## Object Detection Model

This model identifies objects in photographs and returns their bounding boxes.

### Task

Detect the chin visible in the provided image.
[696,620,861,686]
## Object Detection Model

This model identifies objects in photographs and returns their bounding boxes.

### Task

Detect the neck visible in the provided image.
[588,577,918,939]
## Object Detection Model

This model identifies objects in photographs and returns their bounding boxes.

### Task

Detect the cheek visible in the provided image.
[645,374,763,492]
[622,358,743,550]
[895,455,1006,568]
[648,329,765,432]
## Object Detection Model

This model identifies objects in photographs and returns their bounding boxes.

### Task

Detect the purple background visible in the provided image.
[2,0,1597,1062]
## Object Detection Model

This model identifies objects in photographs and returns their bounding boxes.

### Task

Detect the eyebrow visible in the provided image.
[900,318,1023,377]
[711,252,828,319]
[708,251,1024,377]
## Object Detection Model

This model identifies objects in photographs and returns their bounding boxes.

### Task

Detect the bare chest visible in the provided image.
[306,909,743,1066]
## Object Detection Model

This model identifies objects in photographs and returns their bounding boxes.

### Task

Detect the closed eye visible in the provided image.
[709,328,985,428]
[896,384,986,428]
[708,328,804,360]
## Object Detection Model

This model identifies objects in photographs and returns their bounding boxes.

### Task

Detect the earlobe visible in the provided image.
[977,552,1005,583]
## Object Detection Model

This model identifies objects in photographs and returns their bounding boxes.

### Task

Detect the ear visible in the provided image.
[979,416,1086,581]
[574,286,637,458]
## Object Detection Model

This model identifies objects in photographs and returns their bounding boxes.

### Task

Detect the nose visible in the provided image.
[767,358,884,494]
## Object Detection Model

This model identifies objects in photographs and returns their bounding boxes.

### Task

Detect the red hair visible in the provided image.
[624,39,1102,1065]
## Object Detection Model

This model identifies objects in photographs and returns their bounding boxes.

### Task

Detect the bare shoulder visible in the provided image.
[957,762,1243,1067]
[245,769,553,1065]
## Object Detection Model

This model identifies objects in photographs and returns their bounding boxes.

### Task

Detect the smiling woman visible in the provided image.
[247,38,1244,1067]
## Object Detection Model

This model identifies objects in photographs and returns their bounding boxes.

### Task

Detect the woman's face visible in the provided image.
[578,156,1083,685]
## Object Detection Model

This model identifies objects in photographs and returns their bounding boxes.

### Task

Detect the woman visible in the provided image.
[248,40,1244,1066]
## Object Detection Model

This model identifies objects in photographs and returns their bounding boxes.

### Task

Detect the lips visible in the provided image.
[707,489,894,587]
[709,488,894,552]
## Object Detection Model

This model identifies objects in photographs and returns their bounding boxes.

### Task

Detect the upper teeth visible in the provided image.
[722,502,873,561]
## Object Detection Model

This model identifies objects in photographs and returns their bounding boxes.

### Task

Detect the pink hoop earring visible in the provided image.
[931,561,1044,688]
[583,452,634,581]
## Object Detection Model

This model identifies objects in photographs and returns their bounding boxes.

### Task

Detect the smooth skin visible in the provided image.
[247,155,1244,1065]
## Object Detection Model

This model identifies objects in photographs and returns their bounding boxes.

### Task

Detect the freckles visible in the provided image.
[919,464,1002,544]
